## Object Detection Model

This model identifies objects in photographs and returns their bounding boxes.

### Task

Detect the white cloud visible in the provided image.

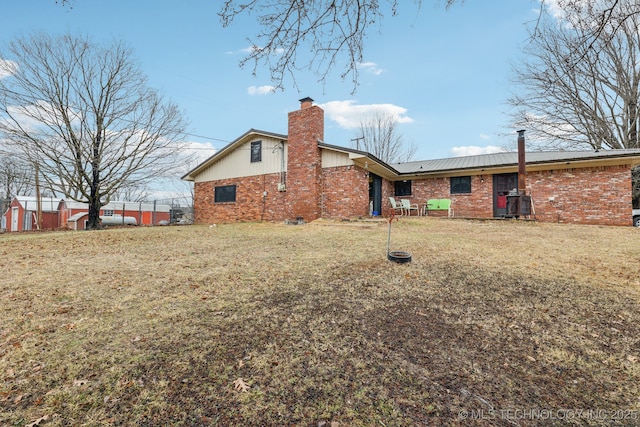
[319,100,413,129]
[226,46,257,55]
[358,61,383,75]
[539,0,565,21]
[228,46,284,56]
[450,145,506,157]
[2,101,62,131]
[247,85,275,95]
[479,133,491,140]
[0,59,18,79]
[183,140,217,165]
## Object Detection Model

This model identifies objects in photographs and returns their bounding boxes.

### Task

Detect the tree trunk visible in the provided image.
[87,133,101,230]
[629,100,638,148]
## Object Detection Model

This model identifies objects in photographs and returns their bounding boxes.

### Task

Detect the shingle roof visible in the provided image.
[392,149,640,174]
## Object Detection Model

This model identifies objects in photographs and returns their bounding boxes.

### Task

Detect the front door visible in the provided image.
[11,207,19,231]
[493,173,518,217]
[369,173,382,216]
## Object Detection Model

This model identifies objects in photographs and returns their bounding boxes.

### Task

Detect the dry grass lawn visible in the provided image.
[1,218,639,426]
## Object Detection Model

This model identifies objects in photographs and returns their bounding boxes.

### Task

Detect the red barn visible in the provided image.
[2,196,62,232]
[2,197,172,232]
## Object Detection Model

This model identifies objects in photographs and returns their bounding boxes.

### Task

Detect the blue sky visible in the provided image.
[1,0,543,175]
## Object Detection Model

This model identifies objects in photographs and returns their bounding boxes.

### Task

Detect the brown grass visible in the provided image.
[1,218,639,426]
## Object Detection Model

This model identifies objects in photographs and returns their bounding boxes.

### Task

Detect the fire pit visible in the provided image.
[386,212,411,263]
[387,250,412,263]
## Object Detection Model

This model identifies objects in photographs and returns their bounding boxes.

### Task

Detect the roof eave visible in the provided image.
[181,129,287,181]
[318,142,400,178]
[397,152,640,177]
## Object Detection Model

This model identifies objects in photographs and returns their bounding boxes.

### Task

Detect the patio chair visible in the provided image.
[400,199,420,216]
[389,197,403,216]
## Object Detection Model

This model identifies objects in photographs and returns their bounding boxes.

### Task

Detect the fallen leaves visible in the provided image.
[56,305,73,314]
[25,415,49,427]
[233,378,250,392]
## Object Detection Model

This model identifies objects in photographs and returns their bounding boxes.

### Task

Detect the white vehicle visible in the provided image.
[634,209,640,227]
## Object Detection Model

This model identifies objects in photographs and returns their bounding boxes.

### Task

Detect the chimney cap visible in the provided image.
[299,97,314,108]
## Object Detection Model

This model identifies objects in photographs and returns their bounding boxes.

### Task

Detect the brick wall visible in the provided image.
[194,164,633,225]
[322,166,369,219]
[194,166,372,223]
[194,173,288,223]
[406,165,633,225]
[526,165,632,225]
[286,100,324,221]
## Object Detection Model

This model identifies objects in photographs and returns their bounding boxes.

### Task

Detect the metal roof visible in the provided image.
[65,200,171,212]
[181,124,640,181]
[12,196,171,213]
[14,196,62,212]
[102,200,171,213]
[392,149,640,174]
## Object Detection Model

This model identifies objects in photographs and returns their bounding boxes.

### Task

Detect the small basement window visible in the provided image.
[103,209,114,216]
[450,176,472,194]
[250,141,262,163]
[214,185,237,203]
[394,180,412,197]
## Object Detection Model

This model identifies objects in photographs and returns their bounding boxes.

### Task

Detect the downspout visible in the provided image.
[261,174,266,222]
[517,129,526,195]
[280,140,285,186]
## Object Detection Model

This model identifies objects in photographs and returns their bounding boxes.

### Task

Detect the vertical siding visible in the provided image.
[195,136,287,182]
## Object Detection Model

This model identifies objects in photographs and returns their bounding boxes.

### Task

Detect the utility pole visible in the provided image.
[35,162,43,230]
[351,136,364,151]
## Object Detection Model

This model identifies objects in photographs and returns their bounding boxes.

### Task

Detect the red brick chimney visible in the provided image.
[286,97,324,221]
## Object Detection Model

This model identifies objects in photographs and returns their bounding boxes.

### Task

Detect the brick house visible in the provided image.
[183,97,640,226]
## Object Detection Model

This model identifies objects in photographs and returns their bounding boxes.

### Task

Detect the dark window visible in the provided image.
[394,180,412,196]
[214,185,236,203]
[250,141,262,162]
[450,176,472,194]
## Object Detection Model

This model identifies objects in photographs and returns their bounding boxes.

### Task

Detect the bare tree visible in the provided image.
[509,0,640,150]
[0,156,35,217]
[0,156,34,200]
[217,0,640,91]
[111,183,152,203]
[219,0,452,92]
[352,111,416,164]
[0,33,189,229]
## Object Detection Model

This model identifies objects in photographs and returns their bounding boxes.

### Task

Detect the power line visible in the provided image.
[0,84,233,147]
